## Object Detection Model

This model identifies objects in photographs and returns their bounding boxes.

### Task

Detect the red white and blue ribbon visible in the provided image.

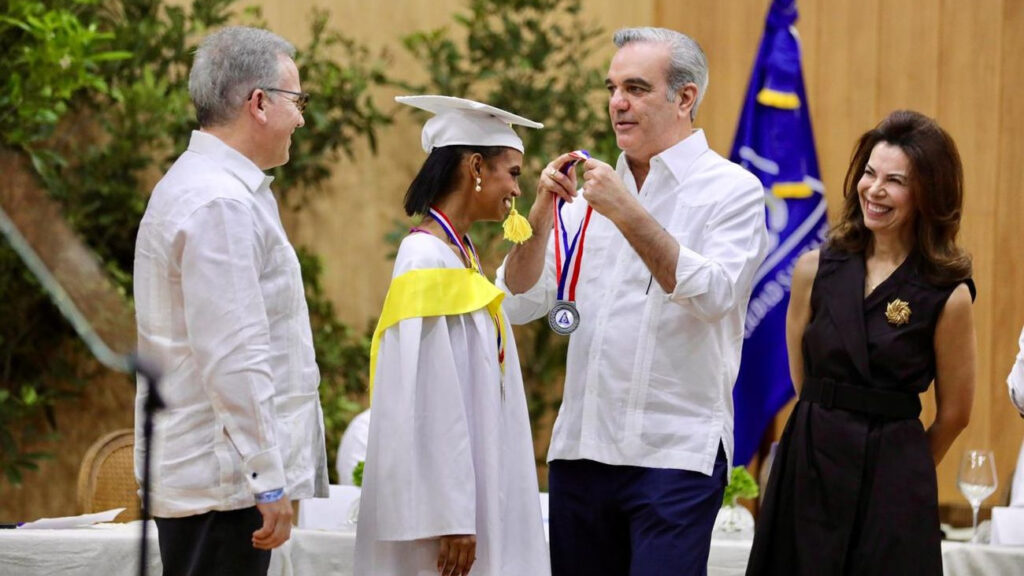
[429,207,480,273]
[552,150,592,302]
[428,206,504,369]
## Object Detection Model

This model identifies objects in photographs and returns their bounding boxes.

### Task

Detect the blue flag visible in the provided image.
[730,0,828,465]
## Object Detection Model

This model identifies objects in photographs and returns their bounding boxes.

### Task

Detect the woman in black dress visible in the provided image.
[746,110,976,576]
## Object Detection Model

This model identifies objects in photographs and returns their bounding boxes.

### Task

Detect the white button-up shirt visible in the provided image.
[497,130,768,475]
[134,131,328,518]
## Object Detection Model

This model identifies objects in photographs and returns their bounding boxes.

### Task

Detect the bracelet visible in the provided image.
[255,487,285,504]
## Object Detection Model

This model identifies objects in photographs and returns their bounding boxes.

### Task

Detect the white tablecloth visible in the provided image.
[0,521,349,576]
[702,537,1024,576]
[2,522,1022,576]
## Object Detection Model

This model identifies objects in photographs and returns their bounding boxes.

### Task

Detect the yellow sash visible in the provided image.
[368,267,506,400]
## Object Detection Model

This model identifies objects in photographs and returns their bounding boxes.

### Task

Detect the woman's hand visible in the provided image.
[532,151,584,217]
[504,151,584,295]
[437,534,476,576]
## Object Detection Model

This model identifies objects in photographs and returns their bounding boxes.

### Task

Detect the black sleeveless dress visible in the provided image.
[746,246,975,576]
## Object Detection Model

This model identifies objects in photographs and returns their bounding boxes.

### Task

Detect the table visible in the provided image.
[0,522,357,576]
[2,522,1022,575]
[703,537,1024,576]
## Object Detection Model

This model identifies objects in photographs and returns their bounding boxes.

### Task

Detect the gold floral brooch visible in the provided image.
[885,298,911,326]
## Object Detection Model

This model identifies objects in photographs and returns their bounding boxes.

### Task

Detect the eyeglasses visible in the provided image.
[260,87,310,114]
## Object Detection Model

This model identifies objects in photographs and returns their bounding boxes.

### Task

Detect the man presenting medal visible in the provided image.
[497,27,769,576]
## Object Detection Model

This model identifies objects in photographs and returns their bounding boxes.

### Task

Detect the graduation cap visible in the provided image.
[396,95,543,153]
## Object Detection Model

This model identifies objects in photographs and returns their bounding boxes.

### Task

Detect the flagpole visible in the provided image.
[729,0,828,466]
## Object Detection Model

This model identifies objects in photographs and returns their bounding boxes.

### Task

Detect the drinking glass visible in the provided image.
[957,449,998,543]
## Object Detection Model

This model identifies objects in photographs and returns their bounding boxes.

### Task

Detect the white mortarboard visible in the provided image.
[396,95,543,153]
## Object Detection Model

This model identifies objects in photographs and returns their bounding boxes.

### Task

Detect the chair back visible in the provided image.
[76,429,140,522]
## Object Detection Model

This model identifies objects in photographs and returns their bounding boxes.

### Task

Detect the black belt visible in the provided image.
[800,377,921,420]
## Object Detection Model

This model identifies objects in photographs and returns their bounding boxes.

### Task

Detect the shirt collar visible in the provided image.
[617,129,710,184]
[652,129,709,184]
[187,130,275,194]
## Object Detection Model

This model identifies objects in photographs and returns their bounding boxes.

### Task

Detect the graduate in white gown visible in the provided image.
[354,95,551,576]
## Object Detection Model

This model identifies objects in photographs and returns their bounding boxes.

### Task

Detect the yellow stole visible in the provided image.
[368,267,506,400]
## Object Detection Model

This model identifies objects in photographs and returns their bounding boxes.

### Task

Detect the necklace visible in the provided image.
[865,265,899,296]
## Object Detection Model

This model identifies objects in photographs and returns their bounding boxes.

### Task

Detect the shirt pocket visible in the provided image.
[640,372,713,451]
[262,243,303,321]
[276,392,320,481]
[666,199,714,256]
[157,405,224,491]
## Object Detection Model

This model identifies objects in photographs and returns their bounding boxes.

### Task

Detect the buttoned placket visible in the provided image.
[581,159,668,445]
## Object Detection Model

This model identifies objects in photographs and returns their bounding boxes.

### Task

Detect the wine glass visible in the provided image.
[957,449,998,543]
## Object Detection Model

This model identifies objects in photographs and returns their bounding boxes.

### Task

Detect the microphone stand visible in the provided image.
[0,205,162,576]
[131,355,163,576]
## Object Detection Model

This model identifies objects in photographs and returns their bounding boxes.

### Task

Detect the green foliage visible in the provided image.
[0,0,124,488]
[352,460,364,487]
[0,240,93,483]
[722,466,759,507]
[0,0,130,149]
[401,0,618,476]
[297,247,371,484]
[0,0,390,485]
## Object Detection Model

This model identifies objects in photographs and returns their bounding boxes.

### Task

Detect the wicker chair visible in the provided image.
[76,429,140,522]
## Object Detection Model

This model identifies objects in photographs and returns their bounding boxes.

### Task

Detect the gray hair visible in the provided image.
[613,27,709,121]
[189,26,296,127]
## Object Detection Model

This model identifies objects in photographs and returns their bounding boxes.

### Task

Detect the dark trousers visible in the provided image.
[155,507,270,576]
[549,444,728,576]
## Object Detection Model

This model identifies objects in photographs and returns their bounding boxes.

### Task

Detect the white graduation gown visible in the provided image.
[354,233,550,576]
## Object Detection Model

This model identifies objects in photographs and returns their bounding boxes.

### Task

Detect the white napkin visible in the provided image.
[990,507,1024,546]
[17,508,125,529]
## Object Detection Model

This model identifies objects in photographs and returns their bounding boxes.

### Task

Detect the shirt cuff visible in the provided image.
[244,447,286,494]
[495,259,554,324]
[670,243,711,301]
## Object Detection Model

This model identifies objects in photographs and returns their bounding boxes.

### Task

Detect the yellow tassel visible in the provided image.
[502,198,533,244]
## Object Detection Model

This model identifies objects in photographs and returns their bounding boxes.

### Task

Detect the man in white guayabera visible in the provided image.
[133,26,327,576]
[498,26,768,576]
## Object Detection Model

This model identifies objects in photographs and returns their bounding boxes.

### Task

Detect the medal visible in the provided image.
[548,300,580,335]
[548,150,591,334]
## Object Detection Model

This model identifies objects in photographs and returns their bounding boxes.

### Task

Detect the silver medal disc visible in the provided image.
[548,300,580,335]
